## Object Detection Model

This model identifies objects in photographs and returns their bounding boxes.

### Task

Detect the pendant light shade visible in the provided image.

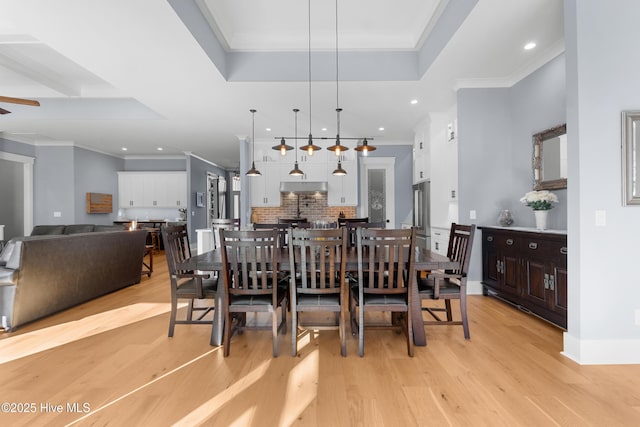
[332,160,347,176]
[289,108,304,176]
[272,138,294,156]
[354,138,376,155]
[246,109,262,177]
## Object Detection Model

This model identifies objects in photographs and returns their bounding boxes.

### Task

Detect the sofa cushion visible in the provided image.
[94,224,126,232]
[64,224,95,234]
[31,225,66,236]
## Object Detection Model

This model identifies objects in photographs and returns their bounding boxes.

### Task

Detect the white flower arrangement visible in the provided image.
[520,190,558,210]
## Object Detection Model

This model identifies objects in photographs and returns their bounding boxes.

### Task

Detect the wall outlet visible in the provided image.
[53,211,62,217]
[469,210,477,220]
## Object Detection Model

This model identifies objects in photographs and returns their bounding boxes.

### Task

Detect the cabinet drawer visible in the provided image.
[548,241,568,266]
[495,234,521,250]
[520,238,552,258]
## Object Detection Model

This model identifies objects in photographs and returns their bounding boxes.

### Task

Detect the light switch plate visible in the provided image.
[469,210,477,220]
[53,211,62,217]
[595,210,606,226]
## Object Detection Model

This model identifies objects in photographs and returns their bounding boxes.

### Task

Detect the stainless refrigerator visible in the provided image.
[413,181,430,250]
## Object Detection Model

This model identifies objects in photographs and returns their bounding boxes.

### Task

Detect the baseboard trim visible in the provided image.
[467,280,483,295]
[562,332,640,365]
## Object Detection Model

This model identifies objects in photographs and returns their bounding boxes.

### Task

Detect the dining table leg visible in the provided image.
[210,275,225,346]
[410,272,426,346]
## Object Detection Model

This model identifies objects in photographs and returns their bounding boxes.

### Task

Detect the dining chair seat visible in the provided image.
[176,277,218,297]
[296,293,341,306]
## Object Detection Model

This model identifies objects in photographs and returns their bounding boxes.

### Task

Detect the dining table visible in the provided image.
[178,246,459,347]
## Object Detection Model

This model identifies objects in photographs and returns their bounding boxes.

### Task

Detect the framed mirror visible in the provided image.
[533,123,567,190]
[622,111,640,205]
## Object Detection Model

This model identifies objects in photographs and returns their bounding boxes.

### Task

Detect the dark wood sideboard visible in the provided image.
[480,227,567,329]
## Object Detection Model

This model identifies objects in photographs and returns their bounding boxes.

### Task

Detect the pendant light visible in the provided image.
[289,108,304,176]
[332,161,347,176]
[354,137,376,156]
[329,0,347,175]
[245,109,261,177]
[300,0,321,157]
[272,138,293,156]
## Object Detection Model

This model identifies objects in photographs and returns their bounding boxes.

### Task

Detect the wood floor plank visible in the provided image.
[1,253,640,426]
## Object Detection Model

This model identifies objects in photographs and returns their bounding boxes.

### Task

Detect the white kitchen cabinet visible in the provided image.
[249,161,281,207]
[413,126,429,184]
[327,160,357,206]
[118,171,186,208]
[431,226,450,256]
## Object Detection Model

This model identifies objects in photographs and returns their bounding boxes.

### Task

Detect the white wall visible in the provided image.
[563,0,640,364]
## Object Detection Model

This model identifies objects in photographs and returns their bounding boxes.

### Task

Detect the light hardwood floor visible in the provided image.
[1,252,639,426]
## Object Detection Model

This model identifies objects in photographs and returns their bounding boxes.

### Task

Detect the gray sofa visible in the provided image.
[0,229,147,331]
[30,223,126,235]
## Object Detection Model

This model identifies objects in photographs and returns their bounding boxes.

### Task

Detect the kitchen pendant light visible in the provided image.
[272,137,293,156]
[332,160,347,176]
[245,109,261,177]
[354,137,377,156]
[289,108,304,176]
[300,0,321,157]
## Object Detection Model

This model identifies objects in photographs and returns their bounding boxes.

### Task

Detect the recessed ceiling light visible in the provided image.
[321,128,327,131]
[378,127,385,131]
[410,99,418,105]
[157,147,163,151]
[121,147,127,151]
[265,128,271,132]
[524,42,536,50]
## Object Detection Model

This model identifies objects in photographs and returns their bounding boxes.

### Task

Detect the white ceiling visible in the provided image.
[0,0,563,170]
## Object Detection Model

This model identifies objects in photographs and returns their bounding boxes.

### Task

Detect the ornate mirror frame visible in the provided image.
[622,111,640,205]
[533,123,567,190]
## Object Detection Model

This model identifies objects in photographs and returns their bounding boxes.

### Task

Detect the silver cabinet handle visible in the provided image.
[544,273,549,289]
[560,247,568,255]
[549,275,555,291]
[506,239,514,246]
[528,242,537,250]
[487,236,493,242]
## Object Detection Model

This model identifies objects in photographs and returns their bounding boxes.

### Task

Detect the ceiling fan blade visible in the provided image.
[0,107,11,115]
[0,96,40,107]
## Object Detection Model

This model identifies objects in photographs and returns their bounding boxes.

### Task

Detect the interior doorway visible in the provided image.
[359,157,396,228]
[0,152,33,238]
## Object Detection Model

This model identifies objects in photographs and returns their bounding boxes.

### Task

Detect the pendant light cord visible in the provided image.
[308,0,312,139]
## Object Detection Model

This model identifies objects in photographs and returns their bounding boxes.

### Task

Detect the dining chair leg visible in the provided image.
[406,311,414,357]
[291,304,298,357]
[445,300,453,321]
[223,310,232,357]
[340,286,347,357]
[358,302,364,357]
[460,296,470,340]
[272,309,279,357]
[168,295,178,337]
[186,300,194,322]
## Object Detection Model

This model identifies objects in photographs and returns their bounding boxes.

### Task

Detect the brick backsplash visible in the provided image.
[251,193,356,224]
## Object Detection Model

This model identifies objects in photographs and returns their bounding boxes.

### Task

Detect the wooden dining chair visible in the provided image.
[219,229,288,357]
[161,224,217,344]
[345,221,385,247]
[351,227,416,357]
[418,223,476,339]
[288,227,348,356]
[253,223,290,248]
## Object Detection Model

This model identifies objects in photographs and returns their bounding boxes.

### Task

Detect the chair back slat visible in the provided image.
[358,228,415,295]
[445,223,476,277]
[289,227,346,294]
[161,224,194,277]
[220,229,279,296]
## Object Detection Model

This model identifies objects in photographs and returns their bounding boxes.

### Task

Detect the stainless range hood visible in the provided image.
[279,181,328,194]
